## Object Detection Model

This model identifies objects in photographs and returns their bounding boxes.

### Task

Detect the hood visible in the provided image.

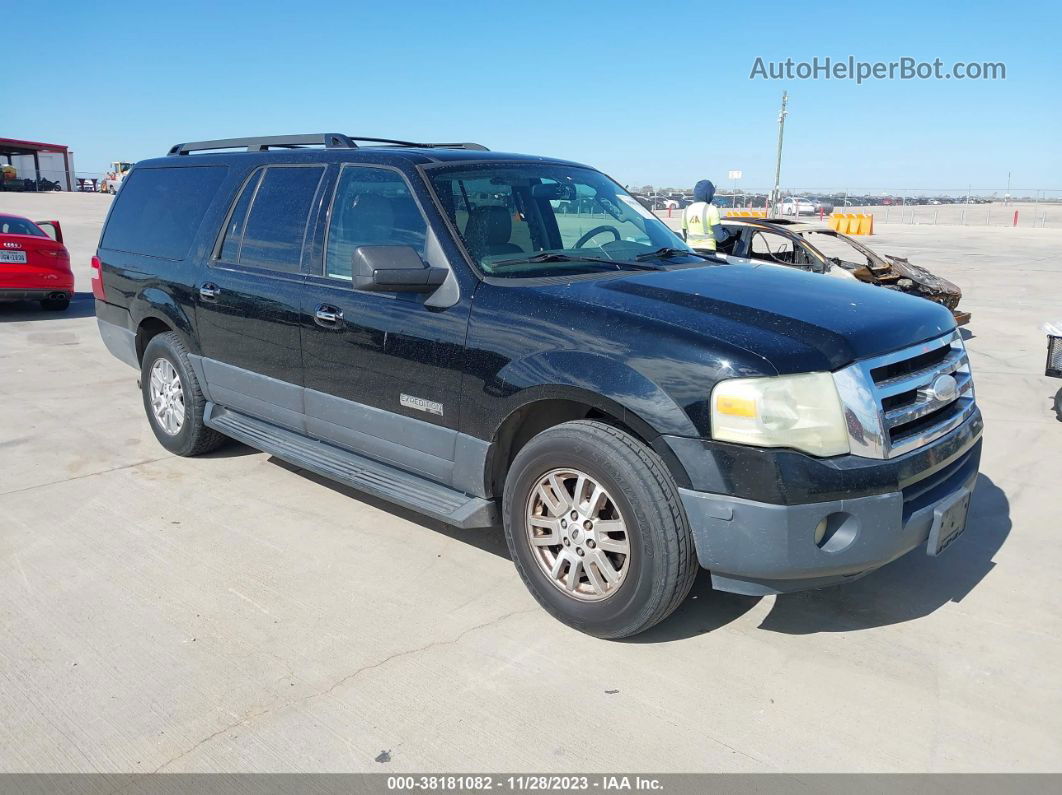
[551,262,956,373]
[883,255,962,308]
[693,180,715,203]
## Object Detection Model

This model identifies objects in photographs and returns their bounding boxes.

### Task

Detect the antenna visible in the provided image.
[770,91,788,216]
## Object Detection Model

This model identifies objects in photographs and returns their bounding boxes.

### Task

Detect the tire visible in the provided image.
[40,297,70,311]
[1054,387,1062,422]
[502,420,698,639]
[141,332,226,456]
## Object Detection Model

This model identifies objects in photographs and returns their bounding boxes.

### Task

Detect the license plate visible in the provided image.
[927,490,971,556]
[0,250,27,263]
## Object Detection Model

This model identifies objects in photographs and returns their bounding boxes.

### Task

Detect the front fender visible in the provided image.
[491,349,700,438]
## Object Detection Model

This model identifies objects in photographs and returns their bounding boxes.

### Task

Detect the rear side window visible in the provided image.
[226,166,324,273]
[101,166,227,260]
[218,170,261,263]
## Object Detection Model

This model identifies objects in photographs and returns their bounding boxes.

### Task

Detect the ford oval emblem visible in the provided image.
[928,373,959,403]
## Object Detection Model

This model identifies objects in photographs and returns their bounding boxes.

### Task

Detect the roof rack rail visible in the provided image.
[346,137,490,151]
[167,134,489,156]
[168,134,356,156]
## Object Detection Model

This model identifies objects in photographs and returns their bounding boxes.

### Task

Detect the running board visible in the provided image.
[204,404,497,529]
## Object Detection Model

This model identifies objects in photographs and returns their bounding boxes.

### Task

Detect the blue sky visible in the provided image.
[6,0,1060,192]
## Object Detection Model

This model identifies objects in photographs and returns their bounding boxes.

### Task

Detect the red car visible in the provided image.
[0,214,74,310]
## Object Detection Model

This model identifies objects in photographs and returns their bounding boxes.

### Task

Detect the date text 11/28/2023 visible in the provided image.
[386,775,664,791]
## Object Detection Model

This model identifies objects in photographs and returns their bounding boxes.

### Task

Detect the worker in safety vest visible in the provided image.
[681,179,724,251]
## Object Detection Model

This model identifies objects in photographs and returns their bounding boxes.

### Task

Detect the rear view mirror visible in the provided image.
[531,183,577,202]
[351,246,448,292]
[36,220,63,243]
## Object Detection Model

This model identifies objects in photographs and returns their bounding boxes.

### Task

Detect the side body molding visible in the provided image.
[190,357,490,498]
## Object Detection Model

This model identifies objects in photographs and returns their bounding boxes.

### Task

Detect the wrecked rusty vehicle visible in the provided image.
[716,218,970,325]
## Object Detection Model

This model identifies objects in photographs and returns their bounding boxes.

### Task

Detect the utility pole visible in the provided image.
[1006,171,1011,206]
[771,91,788,216]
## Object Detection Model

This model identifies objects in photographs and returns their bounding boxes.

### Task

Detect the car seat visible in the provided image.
[464,206,524,262]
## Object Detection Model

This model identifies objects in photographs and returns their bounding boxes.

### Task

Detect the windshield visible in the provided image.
[428,163,689,278]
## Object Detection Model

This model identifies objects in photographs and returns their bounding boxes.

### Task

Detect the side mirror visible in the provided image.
[351,245,448,293]
[36,220,63,243]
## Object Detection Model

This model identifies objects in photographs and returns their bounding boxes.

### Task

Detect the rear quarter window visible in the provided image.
[101,166,227,260]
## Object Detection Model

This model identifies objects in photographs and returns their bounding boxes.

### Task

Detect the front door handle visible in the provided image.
[199,283,220,300]
[314,304,343,327]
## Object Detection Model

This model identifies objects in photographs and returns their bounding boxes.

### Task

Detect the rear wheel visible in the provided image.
[141,332,226,456]
[40,296,70,311]
[502,420,697,639]
[1054,387,1062,422]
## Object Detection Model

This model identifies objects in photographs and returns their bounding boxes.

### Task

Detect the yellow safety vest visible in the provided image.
[682,201,720,250]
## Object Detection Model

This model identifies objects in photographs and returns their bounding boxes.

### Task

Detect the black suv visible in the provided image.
[94,134,983,638]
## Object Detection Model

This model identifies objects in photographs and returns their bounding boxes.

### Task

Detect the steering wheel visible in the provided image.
[574,225,621,248]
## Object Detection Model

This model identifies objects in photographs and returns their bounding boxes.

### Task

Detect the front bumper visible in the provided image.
[673,414,982,596]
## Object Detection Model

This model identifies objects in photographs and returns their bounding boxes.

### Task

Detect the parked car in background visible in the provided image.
[631,194,653,211]
[0,214,73,310]
[716,218,970,325]
[779,196,817,216]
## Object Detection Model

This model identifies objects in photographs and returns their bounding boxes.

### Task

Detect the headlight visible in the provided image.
[710,372,850,457]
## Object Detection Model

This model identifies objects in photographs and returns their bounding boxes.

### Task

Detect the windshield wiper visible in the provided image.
[489,252,664,271]
[635,247,723,262]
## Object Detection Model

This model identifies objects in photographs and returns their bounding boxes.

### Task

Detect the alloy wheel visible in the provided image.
[525,468,631,601]
[149,358,185,435]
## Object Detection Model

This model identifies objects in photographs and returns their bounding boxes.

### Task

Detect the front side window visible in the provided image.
[750,230,794,262]
[222,166,324,273]
[428,163,688,279]
[748,230,814,268]
[324,167,427,280]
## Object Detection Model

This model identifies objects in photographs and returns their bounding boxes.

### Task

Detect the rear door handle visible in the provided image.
[199,283,220,300]
[314,304,343,327]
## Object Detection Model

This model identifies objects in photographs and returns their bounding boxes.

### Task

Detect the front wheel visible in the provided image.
[1054,387,1062,422]
[502,420,697,639]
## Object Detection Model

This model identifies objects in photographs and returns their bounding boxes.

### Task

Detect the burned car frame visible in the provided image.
[715,218,970,325]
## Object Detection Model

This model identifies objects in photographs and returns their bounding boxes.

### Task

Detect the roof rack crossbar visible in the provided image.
[167,134,489,156]
[168,134,356,156]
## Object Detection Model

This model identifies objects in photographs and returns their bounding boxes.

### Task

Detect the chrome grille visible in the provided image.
[833,331,976,459]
